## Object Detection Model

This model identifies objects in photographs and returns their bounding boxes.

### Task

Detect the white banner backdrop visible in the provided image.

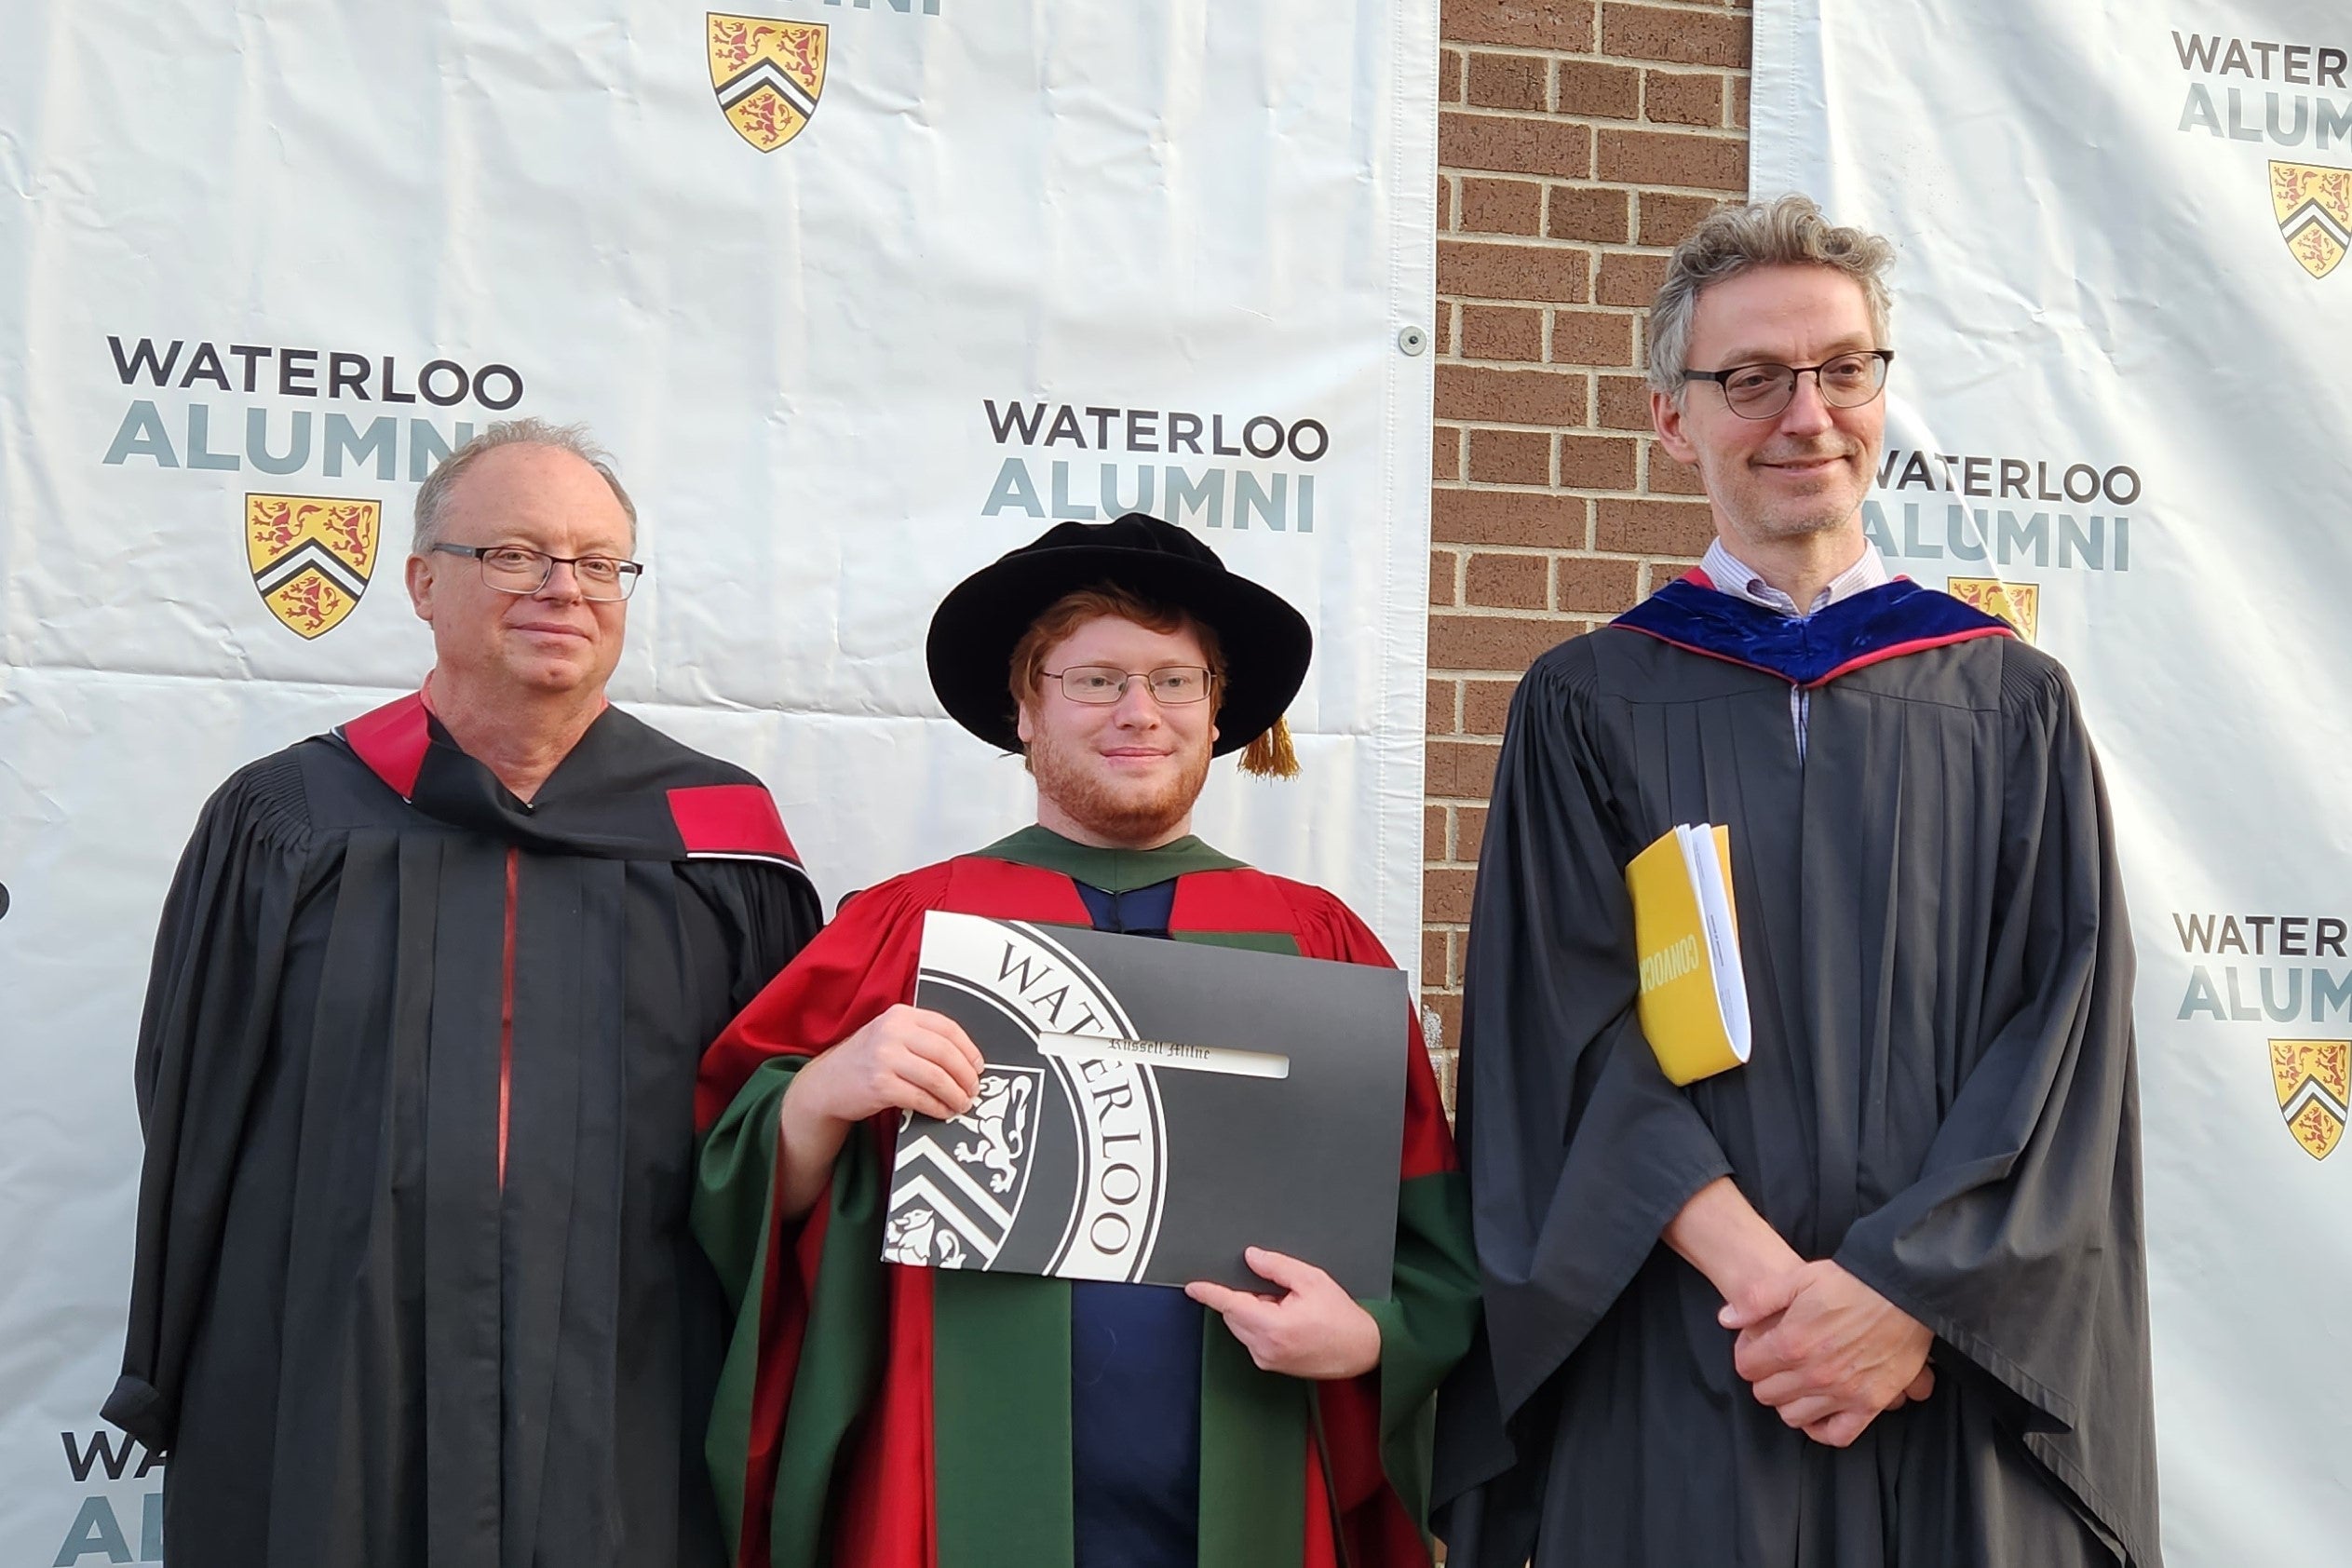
[1755,3,2352,1561]
[0,3,1439,1559]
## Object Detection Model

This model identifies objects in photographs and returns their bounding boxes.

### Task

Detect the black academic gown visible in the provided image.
[1434,580,2163,1568]
[104,693,821,1568]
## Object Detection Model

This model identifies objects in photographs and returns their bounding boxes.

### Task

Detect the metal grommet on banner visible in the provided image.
[1397,325,1428,356]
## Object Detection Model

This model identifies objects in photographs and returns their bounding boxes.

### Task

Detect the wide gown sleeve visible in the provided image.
[678,854,826,1016]
[1283,889,1482,1559]
[1456,647,1736,1411]
[103,756,317,1453]
[693,872,939,1568]
[1832,652,2159,1564]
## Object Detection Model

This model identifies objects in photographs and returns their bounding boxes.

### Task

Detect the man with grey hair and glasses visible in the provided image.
[1434,196,2162,1566]
[106,418,822,1568]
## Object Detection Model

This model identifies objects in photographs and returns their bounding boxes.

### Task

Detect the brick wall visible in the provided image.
[1422,1,1753,1099]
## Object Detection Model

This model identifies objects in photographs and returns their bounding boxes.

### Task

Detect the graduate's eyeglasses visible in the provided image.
[431,543,644,601]
[1044,665,1214,705]
[1682,349,1894,420]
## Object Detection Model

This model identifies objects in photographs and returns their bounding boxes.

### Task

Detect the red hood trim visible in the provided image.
[1804,625,2012,687]
[338,692,432,802]
[668,784,802,865]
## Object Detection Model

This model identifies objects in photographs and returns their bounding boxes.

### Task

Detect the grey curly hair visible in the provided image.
[411,418,638,554]
[1645,195,1897,398]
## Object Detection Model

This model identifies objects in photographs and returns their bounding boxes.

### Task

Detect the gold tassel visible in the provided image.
[1237,715,1300,780]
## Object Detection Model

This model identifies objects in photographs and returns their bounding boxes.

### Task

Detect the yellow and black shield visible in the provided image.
[247,493,380,639]
[1946,576,2039,642]
[2270,1038,2350,1160]
[709,13,828,152]
[2270,161,2352,279]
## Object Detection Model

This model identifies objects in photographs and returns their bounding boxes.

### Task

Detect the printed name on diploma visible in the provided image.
[1037,1032,1291,1080]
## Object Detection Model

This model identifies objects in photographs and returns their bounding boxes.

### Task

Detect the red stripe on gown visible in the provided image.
[498,846,518,1188]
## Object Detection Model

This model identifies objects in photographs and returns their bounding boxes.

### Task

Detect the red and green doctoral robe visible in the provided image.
[694,827,1480,1568]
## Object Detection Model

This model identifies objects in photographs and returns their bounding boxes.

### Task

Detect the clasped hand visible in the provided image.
[1719,1259,1935,1449]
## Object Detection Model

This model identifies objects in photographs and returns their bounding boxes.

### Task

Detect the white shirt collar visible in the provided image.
[1699,536,1890,617]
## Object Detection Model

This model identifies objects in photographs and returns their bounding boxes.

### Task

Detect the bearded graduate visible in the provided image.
[107,421,822,1568]
[1431,198,2163,1567]
[694,514,1480,1568]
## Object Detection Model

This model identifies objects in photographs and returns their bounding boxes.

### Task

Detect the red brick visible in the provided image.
[1430,548,1458,608]
[1440,113,1592,180]
[1596,128,1747,190]
[1557,556,1642,613]
[1549,306,1636,366]
[1645,69,1726,126]
[1646,442,1707,494]
[1597,250,1670,306]
[1466,551,1548,610]
[1597,373,1654,429]
[1462,680,1520,736]
[1427,737,1504,798]
[1460,176,1545,236]
[1644,556,1703,594]
[1436,364,1586,424]
[1425,867,1477,924]
[1457,804,1492,860]
[1438,239,1591,303]
[1466,51,1548,112]
[1556,59,1640,119]
[1601,3,1750,67]
[1559,433,1639,489]
[1441,0,1595,50]
[1434,423,1464,482]
[1466,426,1551,486]
[1429,614,1574,673]
[1638,191,1723,247]
[1461,304,1545,361]
[1546,185,1630,244]
[1596,496,1715,554]
[1424,0,1757,1003]
[1431,488,1589,548]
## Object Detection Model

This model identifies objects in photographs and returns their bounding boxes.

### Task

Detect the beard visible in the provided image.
[1028,725,1213,845]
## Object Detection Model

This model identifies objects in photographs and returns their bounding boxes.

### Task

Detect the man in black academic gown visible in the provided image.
[1433,196,2163,1567]
[106,420,822,1568]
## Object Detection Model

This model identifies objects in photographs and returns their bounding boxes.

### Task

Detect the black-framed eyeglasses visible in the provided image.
[1683,349,1894,420]
[1043,665,1214,705]
[431,543,644,601]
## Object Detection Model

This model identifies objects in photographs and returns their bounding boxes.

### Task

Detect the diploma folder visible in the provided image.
[882,911,1408,1296]
[1625,823,1751,1085]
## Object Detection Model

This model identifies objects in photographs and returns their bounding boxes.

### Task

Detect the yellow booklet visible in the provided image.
[1625,823,1751,1085]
